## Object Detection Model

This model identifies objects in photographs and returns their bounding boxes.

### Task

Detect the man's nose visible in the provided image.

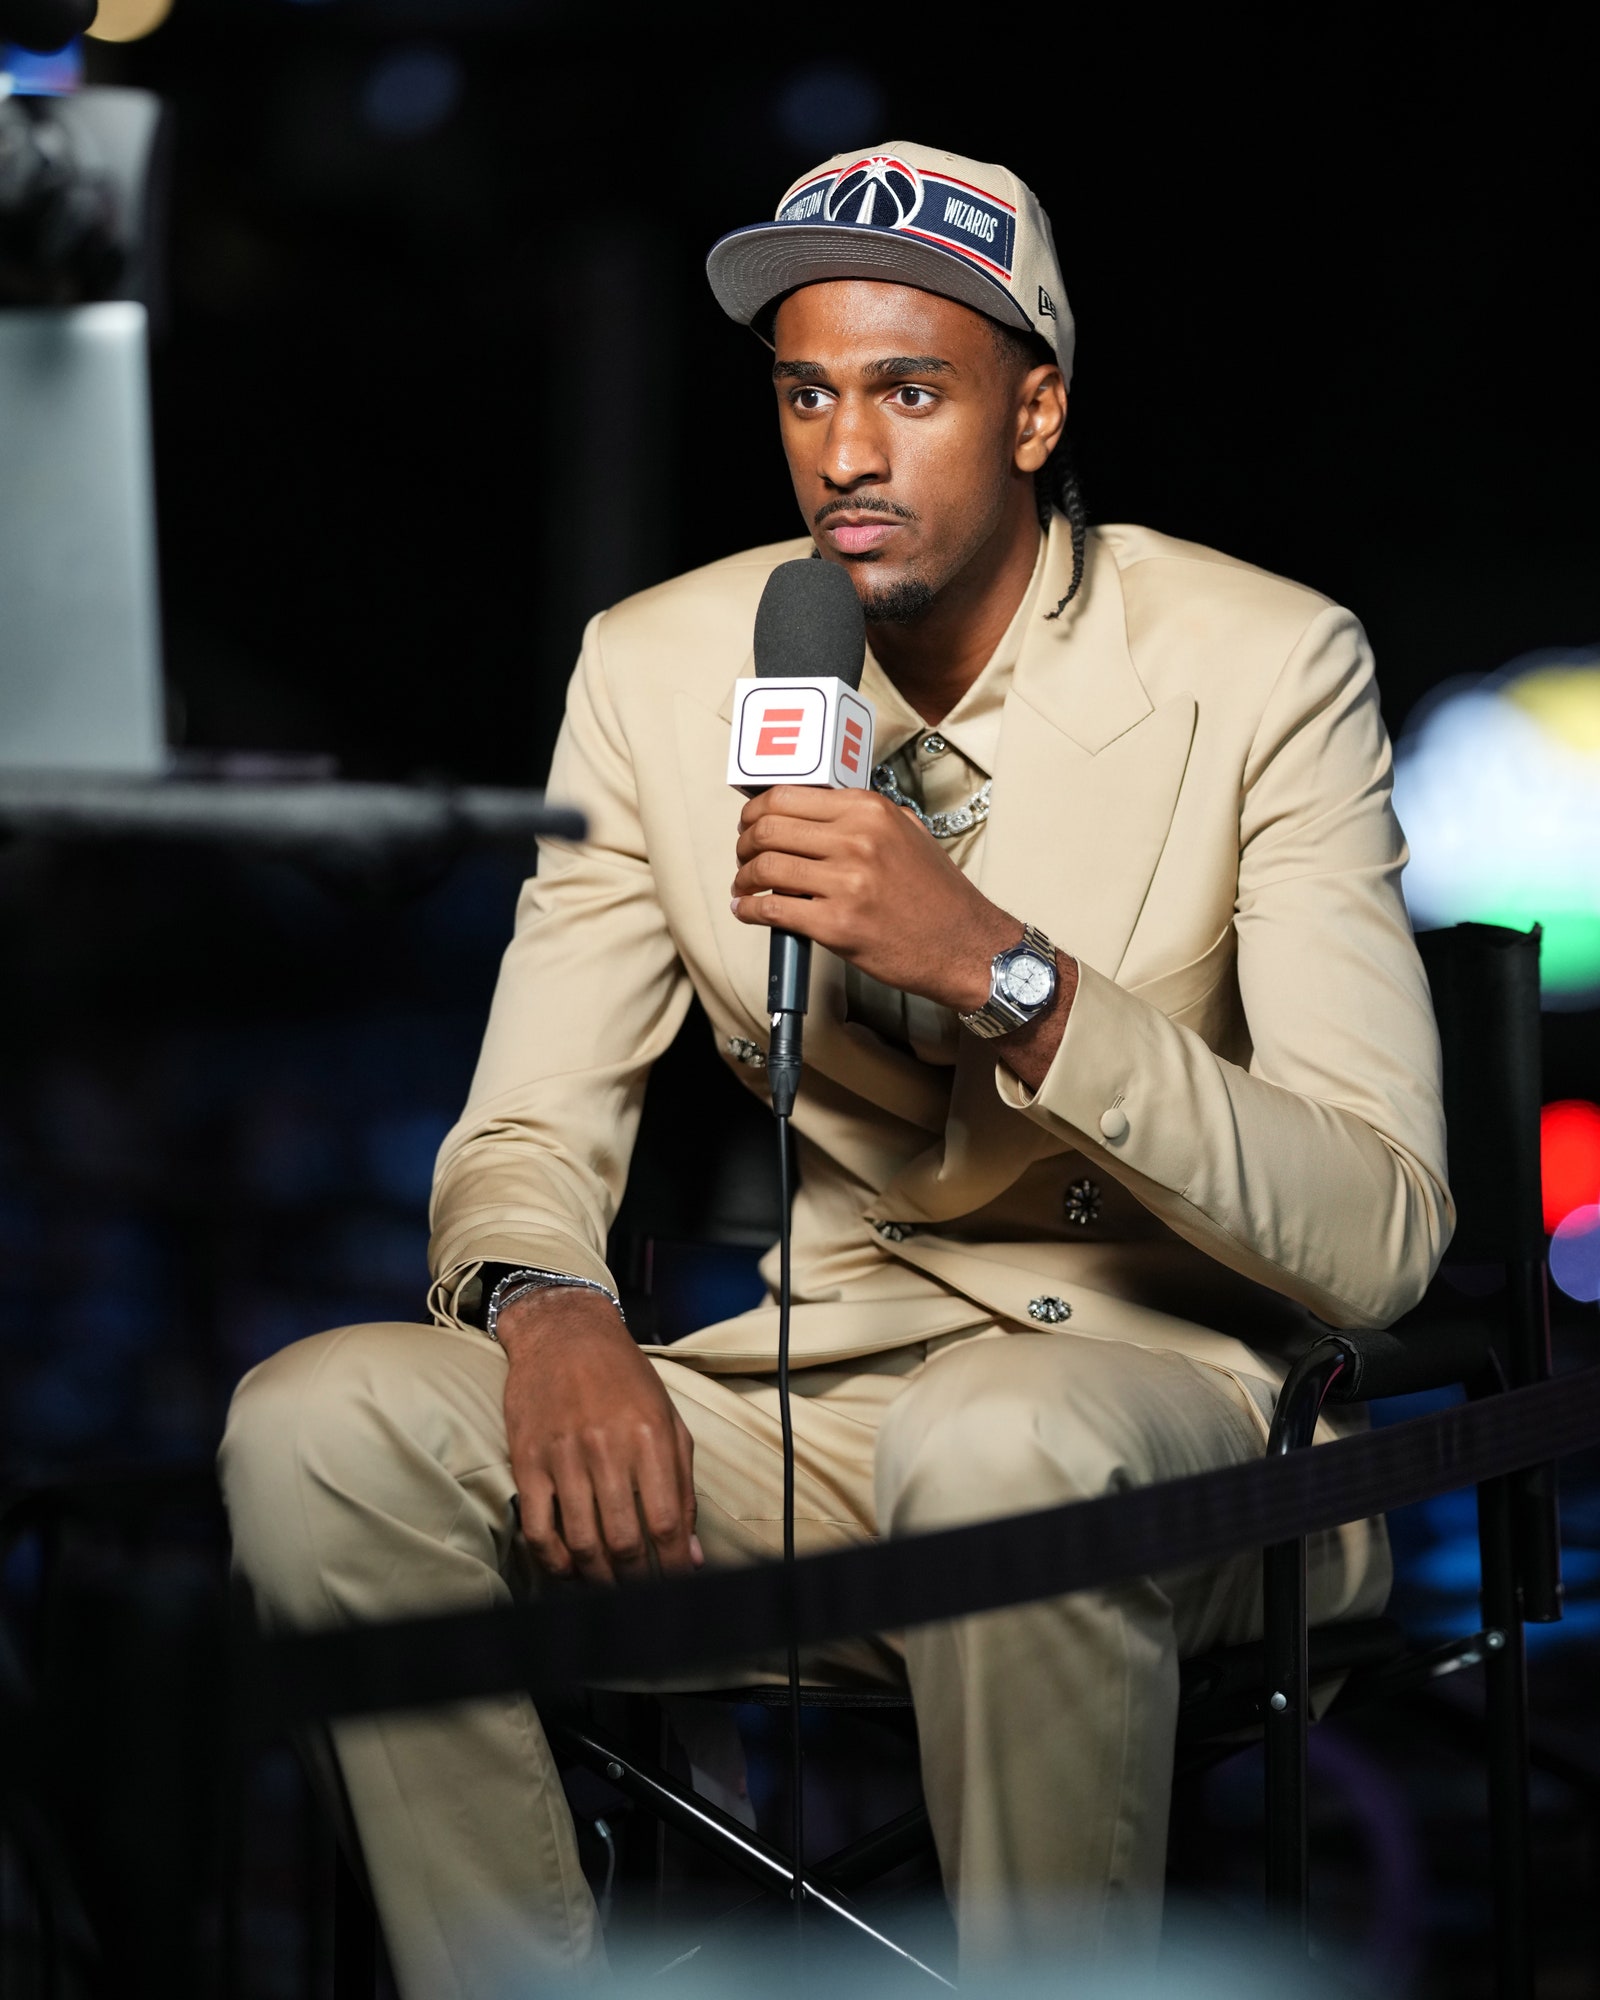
[817,397,890,491]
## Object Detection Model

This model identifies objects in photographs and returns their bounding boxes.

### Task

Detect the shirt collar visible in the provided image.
[860,532,1048,779]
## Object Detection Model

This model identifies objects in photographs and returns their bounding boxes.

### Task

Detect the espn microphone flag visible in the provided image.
[727,677,874,792]
[733,558,870,1119]
[729,555,873,793]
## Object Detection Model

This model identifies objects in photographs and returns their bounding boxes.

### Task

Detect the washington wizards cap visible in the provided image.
[706,142,1074,383]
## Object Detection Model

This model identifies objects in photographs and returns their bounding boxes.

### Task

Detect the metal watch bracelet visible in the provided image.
[959,922,1058,1040]
[484,1267,626,1343]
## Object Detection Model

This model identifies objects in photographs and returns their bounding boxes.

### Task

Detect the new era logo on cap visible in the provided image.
[706,139,1075,384]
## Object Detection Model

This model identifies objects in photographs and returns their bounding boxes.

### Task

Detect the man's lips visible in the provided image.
[825,519,903,555]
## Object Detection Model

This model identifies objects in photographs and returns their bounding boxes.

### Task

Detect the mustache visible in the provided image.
[812,496,918,527]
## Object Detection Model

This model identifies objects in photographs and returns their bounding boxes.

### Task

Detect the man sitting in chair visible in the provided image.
[221,143,1451,1996]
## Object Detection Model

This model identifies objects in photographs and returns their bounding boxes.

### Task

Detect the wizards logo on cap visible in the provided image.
[778,152,1016,287]
[824,156,924,229]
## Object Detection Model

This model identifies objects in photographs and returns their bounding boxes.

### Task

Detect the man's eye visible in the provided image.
[893,386,935,409]
[792,387,831,411]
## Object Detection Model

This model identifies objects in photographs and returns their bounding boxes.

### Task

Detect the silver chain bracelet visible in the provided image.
[484,1267,626,1343]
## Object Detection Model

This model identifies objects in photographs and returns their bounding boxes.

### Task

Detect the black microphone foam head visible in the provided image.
[753,557,866,691]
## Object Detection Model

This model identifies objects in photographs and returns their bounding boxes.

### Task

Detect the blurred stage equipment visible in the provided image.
[0,303,166,773]
[0,772,586,894]
[2,45,171,781]
[0,0,95,53]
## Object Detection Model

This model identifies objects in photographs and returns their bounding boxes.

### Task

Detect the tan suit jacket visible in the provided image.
[428,515,1453,1430]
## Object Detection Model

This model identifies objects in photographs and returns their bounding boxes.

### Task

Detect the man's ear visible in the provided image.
[1015,367,1067,475]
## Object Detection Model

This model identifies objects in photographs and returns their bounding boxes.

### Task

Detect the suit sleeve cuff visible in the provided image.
[427,1227,619,1332]
[994,956,1140,1158]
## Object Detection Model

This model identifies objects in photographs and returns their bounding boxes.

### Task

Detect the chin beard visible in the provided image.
[858,574,936,626]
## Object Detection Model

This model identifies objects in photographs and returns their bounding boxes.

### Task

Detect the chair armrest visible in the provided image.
[1319,1322,1499,1404]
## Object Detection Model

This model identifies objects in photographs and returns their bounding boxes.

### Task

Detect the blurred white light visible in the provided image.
[775,64,884,155]
[1550,1204,1600,1304]
[1392,649,1600,1006]
[360,43,461,141]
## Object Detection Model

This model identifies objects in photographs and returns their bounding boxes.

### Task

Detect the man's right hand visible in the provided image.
[498,1286,701,1585]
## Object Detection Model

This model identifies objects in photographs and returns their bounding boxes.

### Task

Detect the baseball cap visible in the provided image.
[706,141,1074,383]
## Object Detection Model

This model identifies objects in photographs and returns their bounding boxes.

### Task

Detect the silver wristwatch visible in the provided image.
[958,923,1059,1040]
[484,1267,626,1343]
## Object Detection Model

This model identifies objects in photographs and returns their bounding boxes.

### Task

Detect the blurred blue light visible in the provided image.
[1550,1203,1600,1303]
[360,42,462,140]
[1,39,83,95]
[364,1110,450,1206]
[775,64,884,155]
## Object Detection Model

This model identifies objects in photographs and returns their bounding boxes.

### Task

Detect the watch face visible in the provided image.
[1001,950,1055,1008]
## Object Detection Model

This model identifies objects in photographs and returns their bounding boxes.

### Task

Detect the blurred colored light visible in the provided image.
[1550,1205,1600,1304]
[360,43,461,140]
[1393,648,1600,1006]
[1506,667,1600,755]
[775,63,885,153]
[1,38,83,92]
[1541,1100,1600,1233]
[86,0,173,42]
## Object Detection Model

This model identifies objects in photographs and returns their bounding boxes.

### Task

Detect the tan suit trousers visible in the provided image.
[219,1318,1388,2000]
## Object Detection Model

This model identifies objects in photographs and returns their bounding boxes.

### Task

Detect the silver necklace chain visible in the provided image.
[871,763,993,841]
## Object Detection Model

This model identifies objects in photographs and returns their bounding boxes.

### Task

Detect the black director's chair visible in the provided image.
[538,923,1559,2000]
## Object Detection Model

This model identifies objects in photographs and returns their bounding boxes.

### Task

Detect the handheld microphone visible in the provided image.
[734,558,870,1118]
[735,556,868,1935]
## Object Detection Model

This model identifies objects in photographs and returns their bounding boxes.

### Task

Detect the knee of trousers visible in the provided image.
[219,1321,509,1621]
[874,1335,1180,1538]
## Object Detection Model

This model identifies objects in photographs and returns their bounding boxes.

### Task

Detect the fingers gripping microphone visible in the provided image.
[738,558,870,1118]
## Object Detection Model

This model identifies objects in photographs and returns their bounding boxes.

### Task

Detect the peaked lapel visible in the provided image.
[976,519,1197,978]
[874,521,1198,1226]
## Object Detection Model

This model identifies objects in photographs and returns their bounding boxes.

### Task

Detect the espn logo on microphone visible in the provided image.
[727,678,875,794]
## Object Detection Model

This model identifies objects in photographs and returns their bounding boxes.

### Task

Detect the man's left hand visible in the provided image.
[731,786,1017,1011]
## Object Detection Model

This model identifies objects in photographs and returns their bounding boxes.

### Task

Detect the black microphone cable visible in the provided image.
[774,1096,803,1943]
[744,553,864,1953]
[768,927,808,1941]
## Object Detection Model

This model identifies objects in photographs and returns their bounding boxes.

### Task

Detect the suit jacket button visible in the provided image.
[874,1220,914,1242]
[1099,1106,1130,1143]
[1028,1296,1072,1324]
[1063,1178,1101,1226]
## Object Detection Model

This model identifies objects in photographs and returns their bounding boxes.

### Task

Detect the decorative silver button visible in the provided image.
[1062,1178,1101,1227]
[920,732,949,757]
[727,1036,767,1069]
[1099,1106,1129,1143]
[874,1220,915,1242]
[1028,1296,1072,1324]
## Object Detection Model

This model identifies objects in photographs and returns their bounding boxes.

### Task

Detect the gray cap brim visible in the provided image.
[706,221,1035,341]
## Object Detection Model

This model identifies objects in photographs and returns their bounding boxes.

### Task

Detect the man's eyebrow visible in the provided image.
[865,355,955,378]
[771,355,957,382]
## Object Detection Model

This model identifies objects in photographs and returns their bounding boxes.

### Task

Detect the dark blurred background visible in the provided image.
[1,4,1597,1992]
